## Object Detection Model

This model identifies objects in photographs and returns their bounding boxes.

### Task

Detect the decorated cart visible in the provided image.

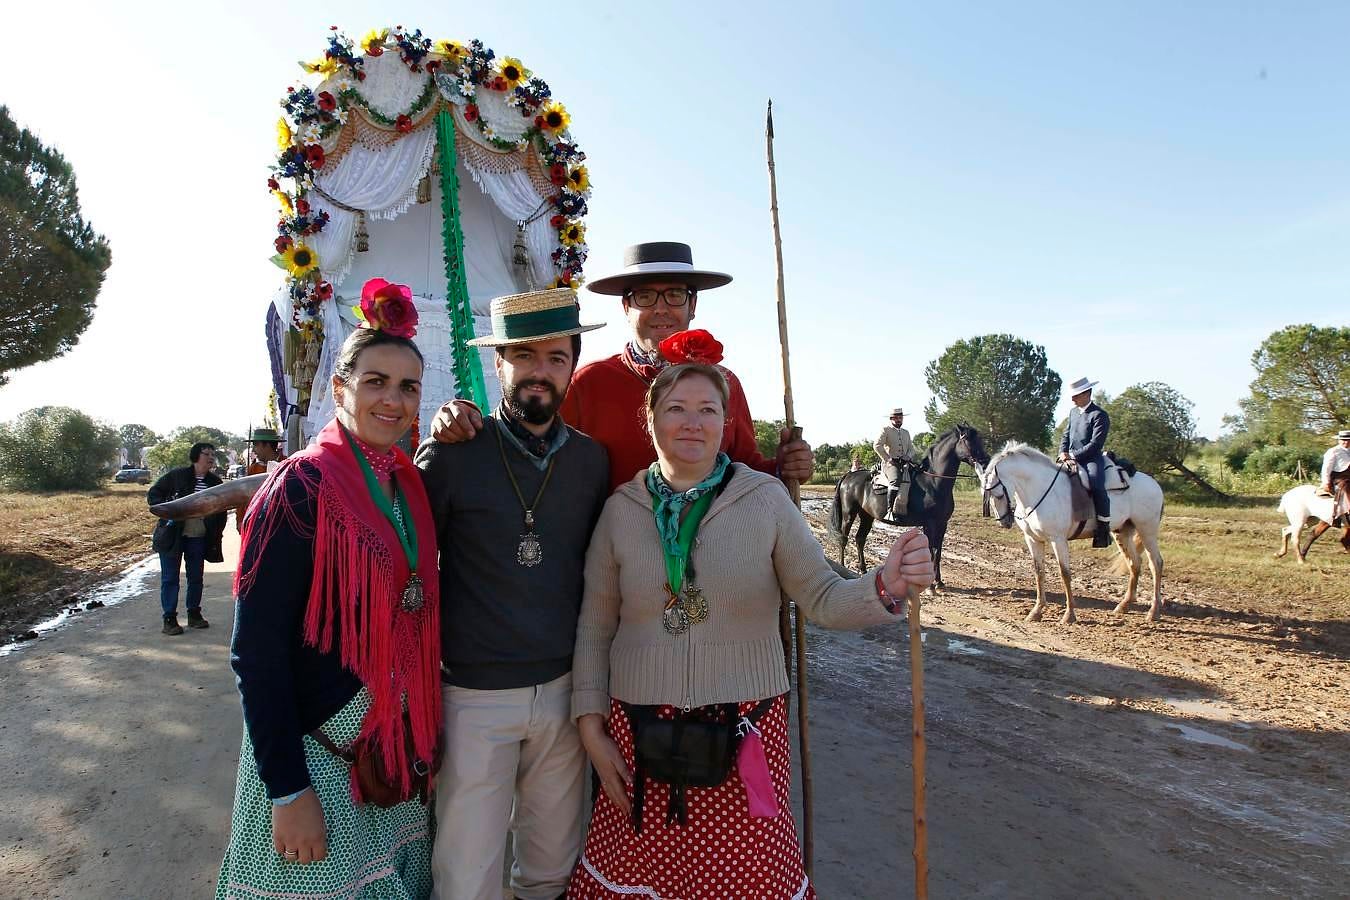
[265,26,592,447]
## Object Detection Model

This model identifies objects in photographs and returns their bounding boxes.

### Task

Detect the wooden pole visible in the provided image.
[766,98,815,877]
[907,584,929,899]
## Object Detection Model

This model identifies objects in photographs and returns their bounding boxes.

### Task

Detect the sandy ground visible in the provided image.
[2,513,1348,899]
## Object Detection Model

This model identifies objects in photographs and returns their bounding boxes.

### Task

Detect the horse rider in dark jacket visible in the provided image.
[1057,377,1113,548]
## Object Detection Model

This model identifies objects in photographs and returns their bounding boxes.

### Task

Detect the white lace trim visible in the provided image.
[578,854,811,900]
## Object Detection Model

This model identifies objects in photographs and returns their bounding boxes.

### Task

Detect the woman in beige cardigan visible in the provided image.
[567,333,933,899]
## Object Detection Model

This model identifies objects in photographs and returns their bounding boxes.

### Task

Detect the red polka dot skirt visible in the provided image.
[567,696,814,900]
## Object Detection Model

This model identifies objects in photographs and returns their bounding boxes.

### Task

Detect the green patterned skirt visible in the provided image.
[216,690,433,900]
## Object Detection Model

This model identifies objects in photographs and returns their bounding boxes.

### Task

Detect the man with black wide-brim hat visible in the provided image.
[431,241,815,492]
[415,288,610,900]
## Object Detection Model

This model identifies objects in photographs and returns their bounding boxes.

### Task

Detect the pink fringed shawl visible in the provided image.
[235,419,441,802]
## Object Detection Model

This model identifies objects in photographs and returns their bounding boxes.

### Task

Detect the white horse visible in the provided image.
[1275,484,1349,563]
[982,443,1166,623]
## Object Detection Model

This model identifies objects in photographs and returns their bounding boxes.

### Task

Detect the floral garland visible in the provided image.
[269,25,592,340]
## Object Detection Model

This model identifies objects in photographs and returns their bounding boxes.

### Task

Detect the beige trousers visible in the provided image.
[430,672,587,900]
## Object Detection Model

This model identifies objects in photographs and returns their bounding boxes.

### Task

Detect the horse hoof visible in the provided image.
[1026,611,1043,623]
[1060,614,1076,625]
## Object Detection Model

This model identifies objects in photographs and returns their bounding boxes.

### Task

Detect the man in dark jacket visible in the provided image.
[1058,377,1113,548]
[147,442,227,635]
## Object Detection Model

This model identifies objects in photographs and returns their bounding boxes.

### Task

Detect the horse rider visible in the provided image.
[875,407,917,521]
[1057,377,1113,548]
[1318,429,1350,523]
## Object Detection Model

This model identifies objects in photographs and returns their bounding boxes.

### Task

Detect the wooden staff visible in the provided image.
[907,583,929,899]
[766,98,815,877]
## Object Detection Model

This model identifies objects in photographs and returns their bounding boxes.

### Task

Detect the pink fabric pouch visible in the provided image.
[737,718,780,818]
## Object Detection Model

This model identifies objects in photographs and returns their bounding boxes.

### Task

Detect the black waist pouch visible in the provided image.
[623,699,773,832]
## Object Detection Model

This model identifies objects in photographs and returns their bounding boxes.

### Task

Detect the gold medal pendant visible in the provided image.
[517,531,543,567]
[401,574,425,612]
[682,584,708,625]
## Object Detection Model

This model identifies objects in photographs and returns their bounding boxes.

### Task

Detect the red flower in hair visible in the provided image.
[658,329,724,366]
[359,277,418,339]
[395,114,413,133]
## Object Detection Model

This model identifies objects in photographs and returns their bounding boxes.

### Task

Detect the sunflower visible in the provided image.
[276,118,293,150]
[302,56,339,80]
[361,28,388,56]
[565,165,590,194]
[499,57,530,89]
[282,242,320,278]
[559,222,586,246]
[274,190,293,215]
[436,40,468,63]
[536,101,570,135]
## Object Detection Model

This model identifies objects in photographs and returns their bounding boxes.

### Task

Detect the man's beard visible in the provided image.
[507,379,564,425]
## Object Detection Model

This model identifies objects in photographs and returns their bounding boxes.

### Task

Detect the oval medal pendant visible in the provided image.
[662,602,690,635]
[401,574,425,613]
[683,585,708,625]
[517,532,543,567]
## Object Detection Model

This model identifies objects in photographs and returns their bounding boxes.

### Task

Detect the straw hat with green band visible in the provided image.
[466,287,605,347]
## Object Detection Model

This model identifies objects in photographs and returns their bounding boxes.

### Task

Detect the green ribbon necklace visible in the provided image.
[341,426,424,612]
[650,489,715,635]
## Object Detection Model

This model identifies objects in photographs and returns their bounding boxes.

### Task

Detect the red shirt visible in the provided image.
[559,354,777,493]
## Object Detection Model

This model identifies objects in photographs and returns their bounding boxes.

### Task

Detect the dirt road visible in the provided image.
[1,513,1347,898]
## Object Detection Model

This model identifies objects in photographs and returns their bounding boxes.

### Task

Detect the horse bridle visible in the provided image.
[920,427,987,480]
[983,458,1065,522]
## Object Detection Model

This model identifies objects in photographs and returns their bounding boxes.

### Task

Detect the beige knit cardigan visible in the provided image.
[572,464,901,719]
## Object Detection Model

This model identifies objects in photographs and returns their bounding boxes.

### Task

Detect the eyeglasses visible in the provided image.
[625,287,692,308]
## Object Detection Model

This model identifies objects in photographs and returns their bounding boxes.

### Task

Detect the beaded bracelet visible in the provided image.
[874,571,904,615]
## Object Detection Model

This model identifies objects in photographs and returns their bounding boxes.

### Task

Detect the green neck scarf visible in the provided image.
[646,453,730,598]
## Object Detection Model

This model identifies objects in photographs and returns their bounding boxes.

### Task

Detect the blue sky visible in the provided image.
[2,2,1346,444]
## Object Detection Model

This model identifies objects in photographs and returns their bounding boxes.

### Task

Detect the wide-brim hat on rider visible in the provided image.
[890,408,905,417]
[1065,376,1098,399]
[586,241,733,296]
[247,427,281,443]
[466,287,605,347]
[1338,429,1350,440]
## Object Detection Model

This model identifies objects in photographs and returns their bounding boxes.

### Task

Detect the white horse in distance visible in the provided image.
[1275,484,1349,563]
[982,442,1166,623]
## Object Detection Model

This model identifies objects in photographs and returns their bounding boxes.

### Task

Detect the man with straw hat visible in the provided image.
[431,242,815,492]
[1057,376,1113,548]
[415,288,611,900]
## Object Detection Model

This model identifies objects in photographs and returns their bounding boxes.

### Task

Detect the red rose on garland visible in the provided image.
[296,198,310,216]
[317,91,337,112]
[313,281,334,301]
[464,104,479,123]
[358,277,418,339]
[267,177,280,191]
[658,329,723,366]
[549,162,567,186]
[275,235,293,254]
[304,144,325,169]
[395,114,413,134]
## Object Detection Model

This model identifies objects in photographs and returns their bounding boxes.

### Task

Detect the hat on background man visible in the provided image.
[247,428,281,444]
[586,242,732,296]
[1065,376,1098,400]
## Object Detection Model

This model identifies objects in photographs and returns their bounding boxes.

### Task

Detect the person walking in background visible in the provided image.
[147,442,225,635]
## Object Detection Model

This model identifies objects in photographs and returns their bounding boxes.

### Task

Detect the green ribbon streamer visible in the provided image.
[340,425,418,569]
[437,109,488,408]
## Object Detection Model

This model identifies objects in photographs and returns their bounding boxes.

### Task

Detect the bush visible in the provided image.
[0,406,120,490]
[1243,445,1321,478]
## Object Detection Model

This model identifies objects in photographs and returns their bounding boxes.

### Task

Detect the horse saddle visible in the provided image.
[870,462,912,493]
[1068,453,1133,522]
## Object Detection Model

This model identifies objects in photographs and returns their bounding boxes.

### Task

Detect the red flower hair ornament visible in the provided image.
[658,329,724,366]
[357,277,419,339]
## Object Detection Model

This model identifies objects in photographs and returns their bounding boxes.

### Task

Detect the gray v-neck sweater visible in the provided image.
[415,418,609,689]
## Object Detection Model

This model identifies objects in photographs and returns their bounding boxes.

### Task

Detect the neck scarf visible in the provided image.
[349,432,398,482]
[623,341,668,382]
[646,452,730,559]
[234,419,441,802]
[496,401,569,470]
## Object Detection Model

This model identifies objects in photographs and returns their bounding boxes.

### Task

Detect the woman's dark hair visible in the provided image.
[333,327,424,384]
[189,442,215,462]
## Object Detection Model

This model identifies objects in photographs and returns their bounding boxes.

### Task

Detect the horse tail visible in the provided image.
[827,476,845,540]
